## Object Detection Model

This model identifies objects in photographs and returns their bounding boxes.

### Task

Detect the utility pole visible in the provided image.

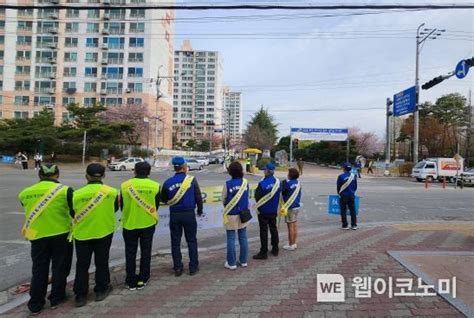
[466,89,472,166]
[82,130,87,166]
[414,23,445,163]
[385,98,393,176]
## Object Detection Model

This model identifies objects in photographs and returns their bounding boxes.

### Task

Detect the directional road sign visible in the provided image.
[455,59,470,79]
[393,86,417,117]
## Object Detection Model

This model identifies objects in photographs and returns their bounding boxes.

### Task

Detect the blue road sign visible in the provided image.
[393,86,417,117]
[328,195,360,216]
[455,60,470,79]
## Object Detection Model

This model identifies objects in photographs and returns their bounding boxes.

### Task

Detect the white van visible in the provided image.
[412,157,464,183]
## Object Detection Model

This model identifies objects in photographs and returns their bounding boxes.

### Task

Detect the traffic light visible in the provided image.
[421,76,445,90]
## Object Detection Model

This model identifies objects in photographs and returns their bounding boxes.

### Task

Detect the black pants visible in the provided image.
[257,214,279,254]
[340,195,357,227]
[123,225,155,286]
[34,160,41,169]
[73,234,113,297]
[22,161,28,170]
[29,233,72,312]
[367,167,374,174]
[169,212,198,271]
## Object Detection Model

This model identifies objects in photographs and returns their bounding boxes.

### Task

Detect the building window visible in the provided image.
[65,22,79,33]
[127,98,142,105]
[128,52,143,62]
[18,8,34,17]
[104,37,125,49]
[64,52,78,62]
[87,9,100,18]
[14,96,30,105]
[127,82,142,92]
[84,82,97,92]
[63,82,76,93]
[16,51,31,61]
[17,21,33,31]
[15,65,31,75]
[62,97,76,107]
[86,23,99,33]
[127,67,143,77]
[63,67,77,77]
[84,97,97,107]
[65,37,78,47]
[62,111,73,121]
[16,35,32,45]
[66,9,80,18]
[14,81,30,91]
[14,111,29,119]
[34,96,55,106]
[129,23,145,33]
[129,37,144,47]
[85,37,99,48]
[130,9,145,18]
[84,67,98,77]
[85,52,98,62]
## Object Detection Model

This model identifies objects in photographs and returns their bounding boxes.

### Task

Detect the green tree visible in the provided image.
[243,106,278,150]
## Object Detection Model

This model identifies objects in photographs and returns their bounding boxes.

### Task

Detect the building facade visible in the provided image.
[223,87,243,143]
[172,40,224,146]
[0,1,175,149]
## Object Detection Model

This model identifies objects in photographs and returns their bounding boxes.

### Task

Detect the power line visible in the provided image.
[0,4,473,10]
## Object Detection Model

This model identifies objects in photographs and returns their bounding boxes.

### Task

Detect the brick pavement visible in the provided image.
[3,223,473,318]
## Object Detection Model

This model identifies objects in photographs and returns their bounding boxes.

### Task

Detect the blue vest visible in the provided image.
[282,179,301,209]
[163,173,196,213]
[224,178,249,216]
[257,175,281,215]
[337,172,357,197]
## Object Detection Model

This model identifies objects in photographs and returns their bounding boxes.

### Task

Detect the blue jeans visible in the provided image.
[226,227,248,266]
[169,212,199,271]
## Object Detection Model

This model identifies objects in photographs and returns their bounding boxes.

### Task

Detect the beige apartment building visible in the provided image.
[0,0,175,149]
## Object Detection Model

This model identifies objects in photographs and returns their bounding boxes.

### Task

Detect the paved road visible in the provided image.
[0,164,472,291]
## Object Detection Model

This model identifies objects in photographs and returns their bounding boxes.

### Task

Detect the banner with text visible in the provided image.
[291,128,349,142]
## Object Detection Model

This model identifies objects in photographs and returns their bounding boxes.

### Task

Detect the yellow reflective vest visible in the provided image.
[120,177,160,230]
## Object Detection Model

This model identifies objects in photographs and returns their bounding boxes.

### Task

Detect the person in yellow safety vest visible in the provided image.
[120,162,160,291]
[18,164,74,315]
[71,163,119,308]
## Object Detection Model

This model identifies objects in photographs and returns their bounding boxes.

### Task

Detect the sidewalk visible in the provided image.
[3,222,473,317]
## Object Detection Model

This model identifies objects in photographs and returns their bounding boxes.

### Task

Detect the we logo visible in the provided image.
[317,274,345,302]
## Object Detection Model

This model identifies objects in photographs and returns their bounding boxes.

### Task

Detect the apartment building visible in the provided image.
[0,1,175,149]
[172,40,224,146]
[223,87,243,143]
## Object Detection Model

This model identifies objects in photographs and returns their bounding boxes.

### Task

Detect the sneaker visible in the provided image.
[342,226,350,230]
[174,268,183,277]
[224,262,237,270]
[283,245,296,251]
[95,285,112,302]
[127,284,137,291]
[75,296,87,308]
[252,253,268,260]
[189,268,199,276]
[237,262,248,268]
[351,226,358,230]
[136,280,148,290]
[292,244,297,249]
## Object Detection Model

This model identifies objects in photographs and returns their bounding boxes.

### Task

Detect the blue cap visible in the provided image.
[172,156,186,167]
[265,162,275,171]
[342,162,352,170]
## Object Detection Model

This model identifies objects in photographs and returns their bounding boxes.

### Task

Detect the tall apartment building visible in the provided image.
[223,87,243,143]
[0,1,175,149]
[172,40,224,146]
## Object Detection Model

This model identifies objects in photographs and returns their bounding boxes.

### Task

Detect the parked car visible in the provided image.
[209,156,224,164]
[412,157,464,183]
[108,157,144,171]
[458,168,474,186]
[195,157,210,166]
[185,158,203,171]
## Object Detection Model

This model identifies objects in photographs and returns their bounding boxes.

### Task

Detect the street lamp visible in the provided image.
[414,23,445,163]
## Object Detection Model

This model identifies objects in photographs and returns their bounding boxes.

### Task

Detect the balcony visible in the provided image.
[48,57,57,63]
[101,44,108,50]
[47,42,58,49]
[102,73,123,79]
[100,89,107,95]
[127,73,143,78]
[128,58,143,63]
[16,41,32,47]
[48,13,59,19]
[64,87,77,94]
[35,87,55,94]
[103,13,110,20]
[14,86,30,91]
[108,44,124,50]
[102,28,110,35]
[101,58,108,65]
[107,58,123,64]
[63,72,76,77]
[85,73,98,78]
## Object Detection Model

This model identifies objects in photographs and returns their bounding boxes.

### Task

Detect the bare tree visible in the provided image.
[101,104,150,145]
[349,127,383,157]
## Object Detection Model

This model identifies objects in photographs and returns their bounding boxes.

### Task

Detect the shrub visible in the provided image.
[257,157,273,170]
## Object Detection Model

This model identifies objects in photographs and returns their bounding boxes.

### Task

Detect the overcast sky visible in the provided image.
[174,1,474,137]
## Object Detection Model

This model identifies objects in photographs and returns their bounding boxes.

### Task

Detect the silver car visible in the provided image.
[108,157,144,171]
[185,158,203,171]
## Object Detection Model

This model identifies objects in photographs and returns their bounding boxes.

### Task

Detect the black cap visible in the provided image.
[135,161,151,176]
[39,164,59,177]
[86,163,105,178]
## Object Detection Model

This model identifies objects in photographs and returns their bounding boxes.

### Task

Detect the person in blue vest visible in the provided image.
[161,156,203,276]
[221,161,249,270]
[337,162,358,230]
[253,162,281,260]
[281,168,302,251]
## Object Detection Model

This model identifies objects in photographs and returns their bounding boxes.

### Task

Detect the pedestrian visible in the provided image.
[355,160,362,178]
[253,162,281,259]
[161,156,203,277]
[120,162,160,290]
[70,163,118,307]
[281,168,302,251]
[337,162,358,230]
[15,152,22,168]
[297,158,304,176]
[21,152,29,170]
[34,153,43,171]
[367,159,374,175]
[18,164,74,315]
[51,152,56,164]
[221,161,250,270]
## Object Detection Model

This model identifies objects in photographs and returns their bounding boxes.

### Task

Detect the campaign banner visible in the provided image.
[156,185,259,234]
[291,128,348,142]
[327,195,360,216]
